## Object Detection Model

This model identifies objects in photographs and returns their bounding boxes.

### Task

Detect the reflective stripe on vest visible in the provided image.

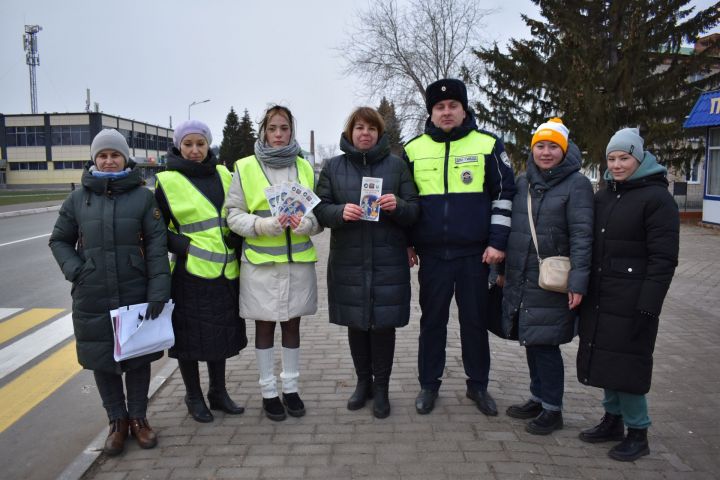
[156,165,239,279]
[404,130,495,196]
[234,155,317,265]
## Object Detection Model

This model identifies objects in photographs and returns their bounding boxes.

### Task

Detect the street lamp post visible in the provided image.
[188,99,210,119]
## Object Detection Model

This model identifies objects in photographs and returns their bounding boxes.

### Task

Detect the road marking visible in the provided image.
[0,233,51,248]
[0,341,81,433]
[0,312,74,380]
[0,308,22,321]
[0,308,64,344]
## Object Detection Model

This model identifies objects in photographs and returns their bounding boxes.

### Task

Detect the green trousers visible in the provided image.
[603,389,651,429]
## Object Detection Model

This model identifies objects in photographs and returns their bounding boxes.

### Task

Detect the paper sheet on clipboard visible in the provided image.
[109,301,175,362]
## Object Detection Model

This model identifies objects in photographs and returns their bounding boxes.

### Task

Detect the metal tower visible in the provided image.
[23,25,42,114]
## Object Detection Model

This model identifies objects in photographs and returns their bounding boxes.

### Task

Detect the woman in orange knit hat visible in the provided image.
[498,118,594,435]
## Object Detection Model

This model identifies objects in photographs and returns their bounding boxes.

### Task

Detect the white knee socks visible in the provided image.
[255,347,277,399]
[280,347,300,394]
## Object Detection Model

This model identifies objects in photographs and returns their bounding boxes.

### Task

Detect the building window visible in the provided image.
[51,125,91,146]
[53,161,85,170]
[9,162,49,171]
[707,128,720,197]
[685,159,700,184]
[5,126,46,147]
[118,128,132,146]
[134,131,146,149]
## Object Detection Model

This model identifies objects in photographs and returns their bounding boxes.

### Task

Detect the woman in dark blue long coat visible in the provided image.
[500,118,593,435]
[314,107,419,418]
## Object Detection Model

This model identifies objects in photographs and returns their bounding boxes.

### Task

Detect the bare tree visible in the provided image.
[340,0,492,133]
[316,144,340,167]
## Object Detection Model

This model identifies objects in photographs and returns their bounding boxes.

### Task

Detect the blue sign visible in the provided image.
[684,90,720,128]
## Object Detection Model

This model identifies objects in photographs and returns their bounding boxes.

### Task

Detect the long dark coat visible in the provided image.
[314,134,419,330]
[154,149,247,361]
[49,162,171,374]
[501,143,594,345]
[577,168,679,395]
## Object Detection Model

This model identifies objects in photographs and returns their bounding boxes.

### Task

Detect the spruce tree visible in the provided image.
[473,0,719,169]
[237,109,257,160]
[219,107,242,169]
[377,97,404,156]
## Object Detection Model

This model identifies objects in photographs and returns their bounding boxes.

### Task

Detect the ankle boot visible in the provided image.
[608,428,649,462]
[103,417,129,456]
[347,379,373,411]
[184,395,213,423]
[579,412,624,443]
[129,418,157,449]
[282,392,306,417]
[373,384,390,419]
[347,328,373,410]
[207,360,244,414]
[526,409,563,435]
[263,396,287,421]
[179,360,213,423]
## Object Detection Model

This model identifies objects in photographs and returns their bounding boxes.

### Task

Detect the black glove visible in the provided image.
[146,301,165,320]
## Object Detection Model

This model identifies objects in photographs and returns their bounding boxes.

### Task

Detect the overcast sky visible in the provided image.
[1,0,716,157]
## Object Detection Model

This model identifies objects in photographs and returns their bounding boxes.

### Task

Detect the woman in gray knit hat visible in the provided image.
[577,127,680,462]
[49,129,171,456]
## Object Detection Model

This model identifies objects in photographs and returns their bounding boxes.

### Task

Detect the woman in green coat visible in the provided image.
[49,129,171,456]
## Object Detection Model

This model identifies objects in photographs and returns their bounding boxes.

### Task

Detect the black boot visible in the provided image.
[347,328,373,411]
[526,409,563,435]
[373,384,390,419]
[371,328,395,419]
[506,399,543,419]
[178,360,213,423]
[579,412,624,443]
[608,428,650,462]
[207,360,244,414]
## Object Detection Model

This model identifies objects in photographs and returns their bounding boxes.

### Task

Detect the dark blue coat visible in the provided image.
[501,143,594,345]
[314,134,419,330]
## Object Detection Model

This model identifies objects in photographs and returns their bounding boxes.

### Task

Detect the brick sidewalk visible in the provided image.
[83,225,720,480]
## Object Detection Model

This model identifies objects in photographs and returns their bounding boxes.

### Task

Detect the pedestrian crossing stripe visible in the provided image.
[0,340,81,433]
[0,308,64,344]
[0,308,81,434]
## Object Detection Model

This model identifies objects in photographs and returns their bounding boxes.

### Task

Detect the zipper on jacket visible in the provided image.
[77,229,84,254]
[137,232,145,259]
[442,141,451,254]
[285,227,294,263]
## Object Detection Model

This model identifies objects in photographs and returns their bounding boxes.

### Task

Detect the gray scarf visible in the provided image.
[254,138,301,168]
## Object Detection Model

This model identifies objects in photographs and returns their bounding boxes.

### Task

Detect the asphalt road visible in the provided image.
[0,211,169,480]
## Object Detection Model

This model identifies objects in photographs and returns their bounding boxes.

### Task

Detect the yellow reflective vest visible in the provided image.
[234,155,317,265]
[155,166,239,279]
[404,130,496,195]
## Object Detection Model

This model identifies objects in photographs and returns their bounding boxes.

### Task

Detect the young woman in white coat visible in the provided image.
[226,105,322,421]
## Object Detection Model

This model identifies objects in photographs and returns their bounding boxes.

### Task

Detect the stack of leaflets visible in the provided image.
[264,181,321,218]
[360,177,383,222]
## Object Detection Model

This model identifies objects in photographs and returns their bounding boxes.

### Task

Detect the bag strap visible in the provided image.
[526,186,543,263]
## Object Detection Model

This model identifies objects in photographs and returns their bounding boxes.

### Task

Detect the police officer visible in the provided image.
[405,78,516,415]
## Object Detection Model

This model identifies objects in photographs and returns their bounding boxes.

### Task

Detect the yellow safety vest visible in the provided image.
[404,130,496,196]
[234,155,317,265]
[156,166,239,279]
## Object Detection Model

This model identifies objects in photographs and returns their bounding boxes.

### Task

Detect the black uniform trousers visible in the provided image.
[417,253,490,392]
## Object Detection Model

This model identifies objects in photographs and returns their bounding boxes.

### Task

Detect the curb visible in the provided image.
[0,205,61,218]
[56,360,179,480]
